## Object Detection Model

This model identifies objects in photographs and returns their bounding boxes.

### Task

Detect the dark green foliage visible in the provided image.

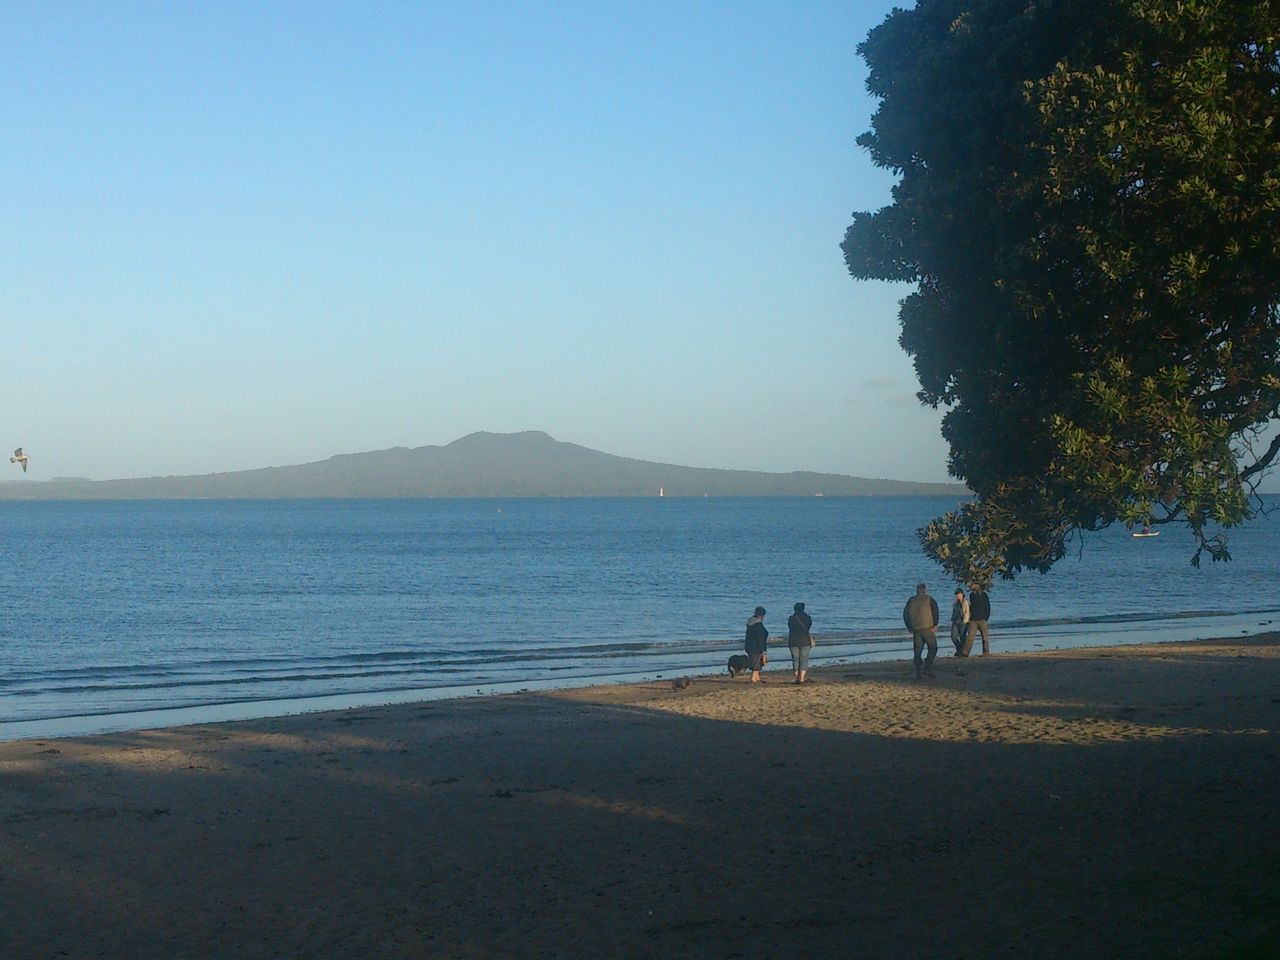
[844,0,1280,585]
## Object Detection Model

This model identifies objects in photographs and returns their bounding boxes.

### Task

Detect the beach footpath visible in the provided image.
[2,635,1278,959]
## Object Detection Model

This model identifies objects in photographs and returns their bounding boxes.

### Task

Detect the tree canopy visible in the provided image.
[843,0,1280,586]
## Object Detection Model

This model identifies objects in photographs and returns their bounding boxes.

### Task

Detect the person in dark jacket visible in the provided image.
[745,606,769,683]
[903,583,940,680]
[963,584,992,656]
[950,588,970,656]
[787,602,815,684]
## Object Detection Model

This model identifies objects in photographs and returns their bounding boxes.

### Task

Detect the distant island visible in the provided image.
[0,431,968,500]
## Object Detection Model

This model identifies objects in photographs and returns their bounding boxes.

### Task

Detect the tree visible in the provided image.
[843,0,1280,585]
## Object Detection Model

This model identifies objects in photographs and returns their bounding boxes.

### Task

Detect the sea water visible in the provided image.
[2,496,1277,738]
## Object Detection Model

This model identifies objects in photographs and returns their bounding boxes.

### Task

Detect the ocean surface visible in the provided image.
[2,496,1278,739]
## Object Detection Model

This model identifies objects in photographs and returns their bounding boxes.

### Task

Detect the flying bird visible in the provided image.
[11,448,28,472]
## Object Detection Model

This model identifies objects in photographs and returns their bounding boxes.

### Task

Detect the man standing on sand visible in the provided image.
[964,584,992,656]
[745,606,769,683]
[903,583,940,680]
[787,602,814,684]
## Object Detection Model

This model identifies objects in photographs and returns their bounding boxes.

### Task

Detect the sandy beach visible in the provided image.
[3,635,1278,960]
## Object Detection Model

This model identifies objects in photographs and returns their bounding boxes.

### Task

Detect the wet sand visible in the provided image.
[3,634,1278,959]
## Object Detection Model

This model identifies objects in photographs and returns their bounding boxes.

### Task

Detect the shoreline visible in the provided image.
[3,632,1278,958]
[6,607,1279,741]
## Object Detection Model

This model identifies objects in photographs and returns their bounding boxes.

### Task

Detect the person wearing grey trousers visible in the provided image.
[903,583,940,680]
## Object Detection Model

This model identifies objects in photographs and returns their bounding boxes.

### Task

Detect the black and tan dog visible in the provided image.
[727,654,751,677]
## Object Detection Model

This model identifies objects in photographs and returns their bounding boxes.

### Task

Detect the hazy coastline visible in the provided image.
[0,431,966,499]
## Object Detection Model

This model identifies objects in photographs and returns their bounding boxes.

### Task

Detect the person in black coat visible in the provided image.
[964,585,992,656]
[745,606,769,683]
[787,602,814,684]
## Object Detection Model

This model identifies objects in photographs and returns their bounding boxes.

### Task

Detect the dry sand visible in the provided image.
[3,635,1279,959]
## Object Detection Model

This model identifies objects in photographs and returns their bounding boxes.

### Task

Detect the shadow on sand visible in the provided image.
[2,641,1278,960]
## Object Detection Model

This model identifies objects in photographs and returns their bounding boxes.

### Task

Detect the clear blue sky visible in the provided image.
[3,1,949,482]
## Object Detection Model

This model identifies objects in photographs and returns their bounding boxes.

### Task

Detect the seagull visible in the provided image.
[10,448,28,472]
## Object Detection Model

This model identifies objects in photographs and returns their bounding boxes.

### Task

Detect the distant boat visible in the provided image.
[1132,529,1160,538]
[658,487,664,497]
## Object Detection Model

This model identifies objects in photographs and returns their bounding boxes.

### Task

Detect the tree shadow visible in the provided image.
[2,650,1278,960]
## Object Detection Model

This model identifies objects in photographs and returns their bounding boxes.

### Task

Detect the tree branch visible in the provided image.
[1240,430,1280,480]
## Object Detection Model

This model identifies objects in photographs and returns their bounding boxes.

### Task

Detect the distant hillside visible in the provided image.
[0,431,968,499]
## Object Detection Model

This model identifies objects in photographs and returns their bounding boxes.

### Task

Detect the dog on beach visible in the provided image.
[727,654,751,678]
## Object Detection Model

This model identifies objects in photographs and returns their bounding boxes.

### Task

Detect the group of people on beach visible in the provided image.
[742,603,814,684]
[948,584,992,658]
[742,583,992,684]
[903,582,992,680]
